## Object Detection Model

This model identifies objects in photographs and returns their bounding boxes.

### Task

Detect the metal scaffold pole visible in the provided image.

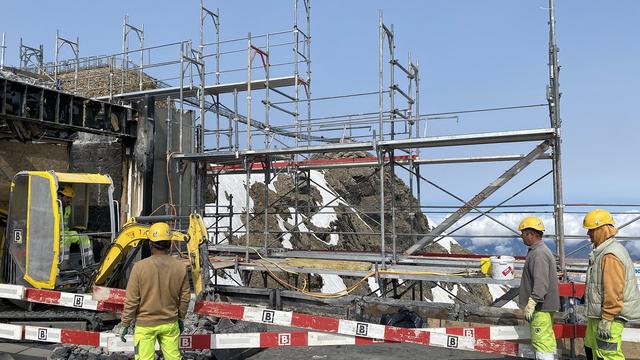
[548,0,565,275]
[378,11,386,269]
[0,32,5,70]
[246,32,252,151]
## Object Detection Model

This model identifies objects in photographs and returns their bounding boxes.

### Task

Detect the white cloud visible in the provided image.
[428,211,640,257]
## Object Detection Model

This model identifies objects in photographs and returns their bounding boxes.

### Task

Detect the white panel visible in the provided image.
[429,332,475,351]
[307,332,355,346]
[0,323,22,340]
[58,292,98,311]
[24,326,61,343]
[622,328,640,343]
[0,284,25,300]
[99,333,117,348]
[337,320,385,339]
[242,307,292,326]
[107,336,135,352]
[489,325,530,340]
[424,327,447,334]
[214,333,261,349]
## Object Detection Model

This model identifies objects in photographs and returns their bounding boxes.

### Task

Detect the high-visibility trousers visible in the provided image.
[530,311,557,359]
[134,320,181,360]
[61,230,93,267]
[584,318,625,360]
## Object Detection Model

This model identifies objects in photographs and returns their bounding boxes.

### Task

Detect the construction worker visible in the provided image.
[583,209,640,360]
[57,185,93,267]
[518,216,560,360]
[58,185,75,228]
[120,222,190,360]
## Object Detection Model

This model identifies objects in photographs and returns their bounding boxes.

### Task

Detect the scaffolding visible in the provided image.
[3,2,640,355]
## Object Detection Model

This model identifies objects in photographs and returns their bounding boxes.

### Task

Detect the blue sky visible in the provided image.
[2,1,639,237]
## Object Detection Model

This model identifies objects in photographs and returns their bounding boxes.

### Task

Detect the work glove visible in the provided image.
[120,326,129,343]
[597,319,612,340]
[178,319,184,334]
[524,297,537,323]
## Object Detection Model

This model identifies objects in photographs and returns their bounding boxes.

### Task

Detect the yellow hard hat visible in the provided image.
[518,216,545,232]
[58,185,75,198]
[583,209,615,230]
[148,222,173,242]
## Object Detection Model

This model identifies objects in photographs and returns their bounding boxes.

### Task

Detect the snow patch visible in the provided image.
[437,236,460,253]
[367,277,381,297]
[430,284,457,304]
[210,269,244,286]
[276,215,293,249]
[308,170,344,245]
[204,173,280,244]
[320,274,347,294]
[487,283,520,309]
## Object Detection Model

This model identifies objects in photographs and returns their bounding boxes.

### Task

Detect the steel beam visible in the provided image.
[97,76,297,101]
[379,128,555,149]
[0,76,136,141]
[177,128,556,162]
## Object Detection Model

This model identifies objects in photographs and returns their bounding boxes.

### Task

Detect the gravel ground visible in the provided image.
[248,343,516,360]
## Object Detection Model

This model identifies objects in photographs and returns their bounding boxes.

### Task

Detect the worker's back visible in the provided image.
[122,254,190,327]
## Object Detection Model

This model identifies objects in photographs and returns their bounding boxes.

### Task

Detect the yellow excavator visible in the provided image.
[0,171,210,328]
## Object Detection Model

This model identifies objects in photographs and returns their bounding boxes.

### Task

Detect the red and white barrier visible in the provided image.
[107,331,388,352]
[25,288,99,311]
[3,284,640,358]
[0,323,534,358]
[191,301,527,356]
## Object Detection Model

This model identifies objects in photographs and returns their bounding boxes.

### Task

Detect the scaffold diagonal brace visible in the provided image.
[404,140,551,255]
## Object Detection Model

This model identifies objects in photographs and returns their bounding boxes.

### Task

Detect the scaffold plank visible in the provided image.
[98,76,297,101]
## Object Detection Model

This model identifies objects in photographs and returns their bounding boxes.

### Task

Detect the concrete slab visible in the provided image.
[16,347,53,358]
[0,343,29,354]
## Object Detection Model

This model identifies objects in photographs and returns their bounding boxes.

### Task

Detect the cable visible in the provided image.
[240,247,473,299]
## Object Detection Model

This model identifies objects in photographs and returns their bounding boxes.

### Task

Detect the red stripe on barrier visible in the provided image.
[384,326,429,345]
[291,313,339,333]
[193,301,245,320]
[558,282,585,298]
[25,288,61,305]
[93,286,126,304]
[178,334,212,350]
[355,336,386,345]
[96,301,123,313]
[61,329,101,347]
[259,332,309,347]
[474,339,519,356]
[554,324,586,339]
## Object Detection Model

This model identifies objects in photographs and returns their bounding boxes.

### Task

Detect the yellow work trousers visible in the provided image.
[531,311,557,359]
[134,321,181,360]
[584,318,625,360]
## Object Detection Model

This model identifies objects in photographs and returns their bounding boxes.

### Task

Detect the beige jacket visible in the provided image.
[121,254,190,327]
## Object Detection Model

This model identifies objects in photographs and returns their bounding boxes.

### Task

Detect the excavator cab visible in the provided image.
[1,171,117,291]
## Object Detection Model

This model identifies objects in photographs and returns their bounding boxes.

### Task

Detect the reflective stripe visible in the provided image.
[535,351,555,360]
[596,338,617,351]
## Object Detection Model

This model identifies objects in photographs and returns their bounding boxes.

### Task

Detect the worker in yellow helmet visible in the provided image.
[583,209,640,360]
[517,216,559,360]
[120,222,190,360]
[57,185,93,267]
[57,185,75,228]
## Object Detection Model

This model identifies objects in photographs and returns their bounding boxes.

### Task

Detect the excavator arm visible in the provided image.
[92,214,209,297]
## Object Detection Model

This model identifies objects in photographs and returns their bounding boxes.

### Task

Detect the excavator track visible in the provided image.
[0,302,118,331]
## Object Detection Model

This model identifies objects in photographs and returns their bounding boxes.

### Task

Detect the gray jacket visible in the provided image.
[518,241,560,311]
